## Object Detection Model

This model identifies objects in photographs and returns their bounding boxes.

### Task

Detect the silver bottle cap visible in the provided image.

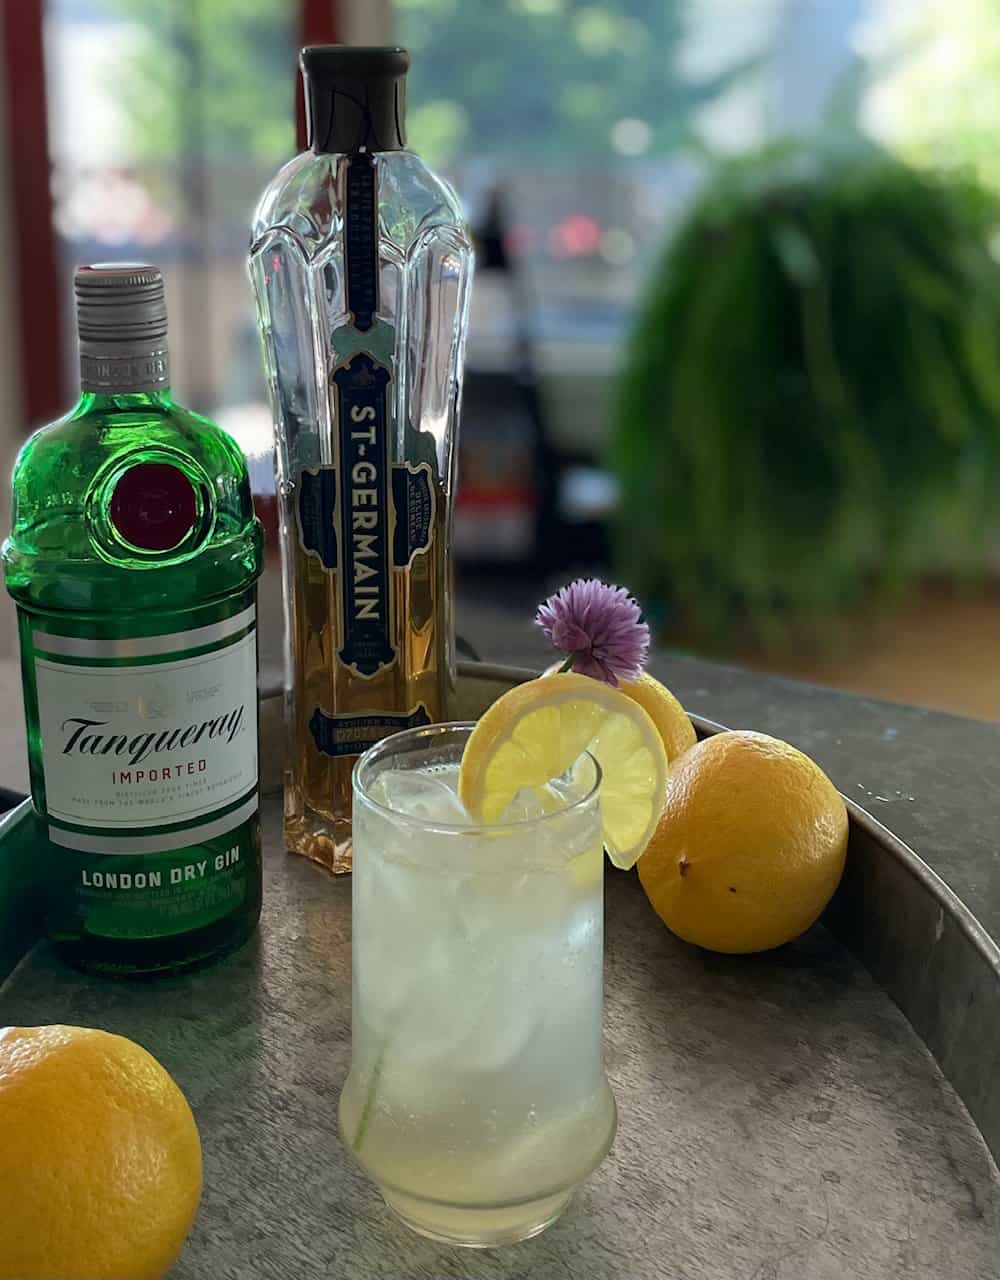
[75,263,170,393]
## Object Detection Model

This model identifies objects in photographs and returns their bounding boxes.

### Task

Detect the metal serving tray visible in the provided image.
[0,663,997,1279]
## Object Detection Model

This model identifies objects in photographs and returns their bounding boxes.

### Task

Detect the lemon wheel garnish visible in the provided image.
[458,672,668,869]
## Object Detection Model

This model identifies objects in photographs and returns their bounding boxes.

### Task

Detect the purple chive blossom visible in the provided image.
[535,579,650,687]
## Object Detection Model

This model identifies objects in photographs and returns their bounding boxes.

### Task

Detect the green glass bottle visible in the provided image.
[3,264,264,974]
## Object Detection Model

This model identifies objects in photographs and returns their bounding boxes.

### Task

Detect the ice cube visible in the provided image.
[371,768,470,824]
[499,786,550,823]
[548,754,599,806]
[499,779,589,823]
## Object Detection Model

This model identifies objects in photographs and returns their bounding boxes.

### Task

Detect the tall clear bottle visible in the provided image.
[250,46,473,873]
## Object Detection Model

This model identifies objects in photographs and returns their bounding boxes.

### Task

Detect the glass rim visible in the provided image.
[352,720,603,835]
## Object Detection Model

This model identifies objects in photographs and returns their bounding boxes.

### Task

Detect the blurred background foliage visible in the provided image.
[112,0,295,166]
[395,0,756,165]
[861,0,1000,195]
[107,0,1000,180]
[612,140,1000,648]
[110,0,756,170]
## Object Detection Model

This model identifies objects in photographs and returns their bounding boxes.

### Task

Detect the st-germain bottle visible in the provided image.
[3,264,264,974]
[250,47,474,873]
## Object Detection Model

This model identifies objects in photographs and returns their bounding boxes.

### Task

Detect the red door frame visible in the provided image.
[1,0,64,430]
[297,0,344,150]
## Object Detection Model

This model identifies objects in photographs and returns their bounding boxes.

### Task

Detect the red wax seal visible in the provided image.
[109,462,198,551]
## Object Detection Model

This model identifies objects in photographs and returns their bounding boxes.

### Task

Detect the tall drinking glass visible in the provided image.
[340,723,617,1247]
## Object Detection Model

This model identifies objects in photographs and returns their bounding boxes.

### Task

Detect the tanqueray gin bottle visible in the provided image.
[3,264,263,974]
[250,46,474,873]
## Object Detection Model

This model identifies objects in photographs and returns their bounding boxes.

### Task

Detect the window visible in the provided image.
[398,0,864,463]
[44,0,298,500]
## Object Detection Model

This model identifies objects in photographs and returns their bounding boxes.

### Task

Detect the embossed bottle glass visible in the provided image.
[250,46,473,872]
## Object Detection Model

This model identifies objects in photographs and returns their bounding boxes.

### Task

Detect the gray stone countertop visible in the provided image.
[1,801,998,1280]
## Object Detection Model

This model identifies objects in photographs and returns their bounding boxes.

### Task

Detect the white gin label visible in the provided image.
[32,611,258,845]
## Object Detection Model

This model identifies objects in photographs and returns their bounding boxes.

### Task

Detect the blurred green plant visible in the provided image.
[105,0,296,228]
[111,0,296,168]
[611,140,1000,648]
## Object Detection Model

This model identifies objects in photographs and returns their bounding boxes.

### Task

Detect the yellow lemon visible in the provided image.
[638,730,847,953]
[459,672,668,868]
[0,1025,202,1280]
[618,671,697,764]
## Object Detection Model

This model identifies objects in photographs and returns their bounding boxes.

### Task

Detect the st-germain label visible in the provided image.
[333,351,395,677]
[297,461,436,576]
[308,704,431,759]
[297,467,338,569]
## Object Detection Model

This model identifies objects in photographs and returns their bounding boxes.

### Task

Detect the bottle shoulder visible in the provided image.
[12,399,252,486]
[5,397,262,613]
[250,150,314,241]
[379,150,470,232]
[250,149,472,257]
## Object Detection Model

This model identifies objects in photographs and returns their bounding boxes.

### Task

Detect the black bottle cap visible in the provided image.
[301,46,409,155]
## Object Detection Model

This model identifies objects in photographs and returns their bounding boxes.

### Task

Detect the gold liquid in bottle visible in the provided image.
[283,498,449,871]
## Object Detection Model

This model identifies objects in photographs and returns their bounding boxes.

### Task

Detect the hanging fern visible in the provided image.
[611,140,1000,648]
